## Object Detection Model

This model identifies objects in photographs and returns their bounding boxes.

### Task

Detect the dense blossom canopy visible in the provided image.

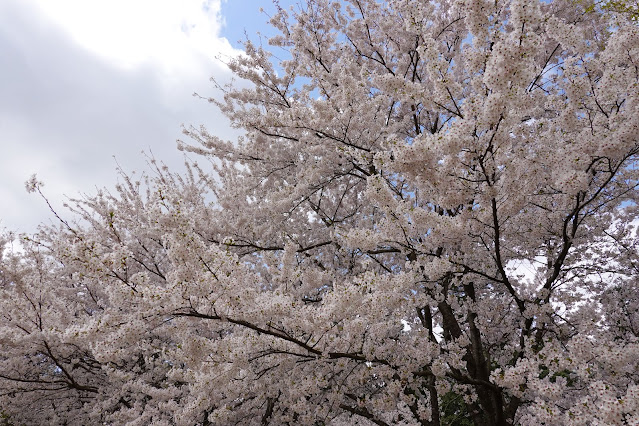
[2,0,639,424]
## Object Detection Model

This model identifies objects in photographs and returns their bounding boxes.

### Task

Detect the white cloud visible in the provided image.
[22,0,236,76]
[0,0,244,233]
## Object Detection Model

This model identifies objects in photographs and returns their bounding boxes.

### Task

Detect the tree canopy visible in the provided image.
[1,0,639,424]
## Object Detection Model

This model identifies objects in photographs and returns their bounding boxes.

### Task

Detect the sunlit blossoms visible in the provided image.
[1,0,638,424]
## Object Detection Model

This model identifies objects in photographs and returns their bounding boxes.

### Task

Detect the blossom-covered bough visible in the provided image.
[1,0,639,424]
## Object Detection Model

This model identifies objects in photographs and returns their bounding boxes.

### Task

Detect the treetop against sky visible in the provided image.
[0,0,288,233]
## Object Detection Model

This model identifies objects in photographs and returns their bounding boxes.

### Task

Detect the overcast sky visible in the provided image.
[0,0,292,233]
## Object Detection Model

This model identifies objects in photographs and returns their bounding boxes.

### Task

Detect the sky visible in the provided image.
[0,0,293,234]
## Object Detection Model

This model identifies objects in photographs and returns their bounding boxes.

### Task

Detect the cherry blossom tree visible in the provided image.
[2,0,639,424]
[580,0,639,20]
